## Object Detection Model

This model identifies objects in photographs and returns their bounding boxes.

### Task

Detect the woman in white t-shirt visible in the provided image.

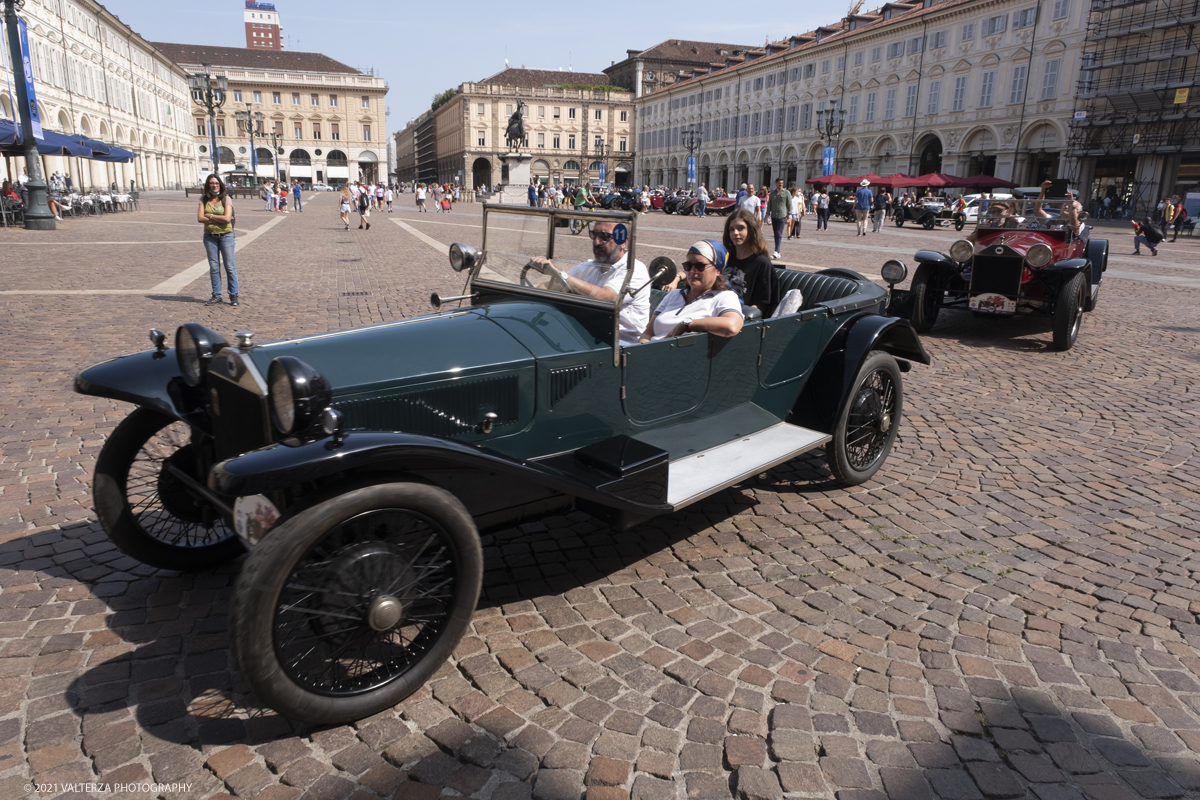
[640,240,744,342]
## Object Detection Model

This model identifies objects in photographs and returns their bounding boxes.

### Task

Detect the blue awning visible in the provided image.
[0,121,136,160]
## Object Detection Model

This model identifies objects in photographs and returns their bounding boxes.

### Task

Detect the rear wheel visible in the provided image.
[908,263,942,333]
[922,215,935,230]
[94,408,243,571]
[232,482,482,724]
[894,214,904,227]
[829,352,903,486]
[1052,272,1087,351]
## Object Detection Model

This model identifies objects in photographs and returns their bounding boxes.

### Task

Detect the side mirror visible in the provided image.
[647,256,678,289]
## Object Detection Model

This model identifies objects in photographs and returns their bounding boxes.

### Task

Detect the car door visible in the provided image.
[758,310,826,389]
[620,334,710,425]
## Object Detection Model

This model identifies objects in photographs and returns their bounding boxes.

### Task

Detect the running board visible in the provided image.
[667,423,831,510]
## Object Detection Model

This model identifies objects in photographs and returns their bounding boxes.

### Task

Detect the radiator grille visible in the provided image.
[969,255,1024,297]
[336,375,519,437]
[549,365,589,408]
[209,375,272,461]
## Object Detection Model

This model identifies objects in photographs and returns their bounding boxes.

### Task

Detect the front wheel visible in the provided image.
[909,263,942,333]
[894,214,904,227]
[828,352,903,486]
[954,215,965,232]
[93,408,243,571]
[1053,272,1087,351]
[232,482,482,724]
[922,216,935,230]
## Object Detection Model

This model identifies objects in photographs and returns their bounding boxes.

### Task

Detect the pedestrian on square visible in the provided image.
[1171,198,1188,241]
[292,180,302,213]
[788,187,805,238]
[697,183,709,218]
[440,192,452,213]
[1131,218,1161,256]
[814,187,830,231]
[768,179,791,259]
[854,179,873,236]
[278,184,288,213]
[872,187,887,232]
[357,184,371,229]
[262,182,272,211]
[416,183,427,212]
[375,183,385,210]
[385,185,394,212]
[722,209,780,316]
[738,184,759,215]
[197,173,239,307]
[339,185,353,229]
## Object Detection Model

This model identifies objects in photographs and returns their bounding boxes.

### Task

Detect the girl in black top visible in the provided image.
[722,208,780,316]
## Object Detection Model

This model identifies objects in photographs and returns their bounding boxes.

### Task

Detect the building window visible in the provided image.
[722,118,730,139]
[553,107,560,118]
[980,70,996,106]
[294,124,302,138]
[865,92,876,122]
[766,73,775,88]
[885,88,897,120]
[620,110,627,121]
[750,112,759,136]
[1013,8,1037,29]
[552,134,560,148]
[594,135,602,149]
[195,118,206,136]
[1010,64,1028,103]
[790,67,800,81]
[887,42,903,59]
[361,96,369,109]
[805,63,815,78]
[952,76,968,111]
[568,108,576,119]
[292,92,300,105]
[962,23,975,41]
[984,14,1006,36]
[821,60,830,75]
[905,85,918,116]
[848,94,859,124]
[275,121,283,136]
[363,125,371,141]
[537,106,544,118]
[331,123,339,140]
[741,115,750,136]
[927,80,940,114]
[908,36,924,54]
[475,103,484,115]
[272,92,281,104]
[762,111,771,136]
[853,51,863,67]
[1041,59,1061,99]
[837,55,846,70]
[311,93,319,106]
[801,103,812,129]
[568,134,576,149]
[254,91,262,103]
[619,138,626,152]
[478,131,486,146]
[506,104,513,115]
[871,47,882,63]
[595,108,602,120]
[754,77,764,90]
[776,108,784,133]
[537,132,545,148]
[330,94,338,107]
[233,90,242,102]
[1052,0,1069,20]
[216,119,226,137]
[931,30,947,49]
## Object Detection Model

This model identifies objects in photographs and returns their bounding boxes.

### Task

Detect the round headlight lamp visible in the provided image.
[267,356,332,436]
[949,239,974,263]
[449,242,479,272]
[1026,243,1053,268]
[175,323,229,387]
[881,259,908,286]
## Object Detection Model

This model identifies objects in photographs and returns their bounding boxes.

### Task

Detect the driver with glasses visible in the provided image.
[526,221,650,344]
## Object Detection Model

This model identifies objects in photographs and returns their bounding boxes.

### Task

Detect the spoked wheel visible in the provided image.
[829,352,903,486]
[1052,272,1087,351]
[922,216,935,230]
[232,483,482,724]
[93,408,243,570]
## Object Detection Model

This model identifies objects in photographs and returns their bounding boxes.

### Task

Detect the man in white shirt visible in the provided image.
[526,221,650,344]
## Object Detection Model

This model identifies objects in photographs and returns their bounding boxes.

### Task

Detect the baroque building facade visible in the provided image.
[153,43,387,186]
[0,0,195,190]
[637,0,1087,194]
[396,68,636,189]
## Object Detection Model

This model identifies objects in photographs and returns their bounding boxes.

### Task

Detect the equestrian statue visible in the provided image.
[505,100,528,150]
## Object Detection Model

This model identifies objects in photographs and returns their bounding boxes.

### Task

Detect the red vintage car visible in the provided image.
[880,195,1108,351]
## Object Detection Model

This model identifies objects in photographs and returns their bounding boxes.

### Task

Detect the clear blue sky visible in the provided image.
[102,1,829,134]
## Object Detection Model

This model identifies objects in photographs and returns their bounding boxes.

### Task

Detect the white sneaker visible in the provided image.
[772,251,780,259]
[55,216,62,221]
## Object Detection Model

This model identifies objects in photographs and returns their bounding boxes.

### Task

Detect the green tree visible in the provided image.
[431,88,460,111]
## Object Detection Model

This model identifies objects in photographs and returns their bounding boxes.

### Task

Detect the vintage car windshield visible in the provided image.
[977,198,1073,231]
[470,206,638,299]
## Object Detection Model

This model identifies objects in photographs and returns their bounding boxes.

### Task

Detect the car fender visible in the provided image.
[208,431,672,513]
[1085,238,1108,281]
[74,348,209,430]
[914,250,954,268]
[788,314,930,433]
[1045,258,1088,272]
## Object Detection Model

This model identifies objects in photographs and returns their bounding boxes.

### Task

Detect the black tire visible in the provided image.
[93,408,243,571]
[908,263,942,333]
[1052,271,1087,351]
[894,214,904,227]
[232,482,482,724]
[1084,238,1108,311]
[954,216,965,232]
[922,216,935,230]
[829,351,903,486]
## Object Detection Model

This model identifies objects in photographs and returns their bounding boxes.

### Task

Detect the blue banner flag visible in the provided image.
[17,20,43,140]
[687,156,696,185]
[598,162,606,183]
[822,147,835,176]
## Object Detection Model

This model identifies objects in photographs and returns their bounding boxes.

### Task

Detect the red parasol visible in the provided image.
[906,172,964,188]
[956,173,1019,190]
[879,172,915,187]
[853,173,890,188]
[806,173,850,186]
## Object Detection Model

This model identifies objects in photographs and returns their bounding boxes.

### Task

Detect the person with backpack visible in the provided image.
[1170,197,1188,241]
[1131,217,1162,256]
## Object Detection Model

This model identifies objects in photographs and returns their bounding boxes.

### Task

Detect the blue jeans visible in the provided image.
[697,198,706,217]
[1133,234,1154,253]
[293,193,301,212]
[204,232,239,296]
[771,217,787,253]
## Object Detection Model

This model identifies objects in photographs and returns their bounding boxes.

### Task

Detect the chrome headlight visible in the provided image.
[949,239,974,263]
[1026,243,1053,268]
[449,242,479,272]
[267,356,332,436]
[881,259,908,286]
[175,323,228,387]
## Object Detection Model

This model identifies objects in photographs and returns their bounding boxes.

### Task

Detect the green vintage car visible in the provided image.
[74,206,929,723]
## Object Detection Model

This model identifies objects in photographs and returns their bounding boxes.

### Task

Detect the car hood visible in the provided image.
[975,229,1066,257]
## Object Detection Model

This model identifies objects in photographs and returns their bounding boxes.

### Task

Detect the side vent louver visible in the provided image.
[335,375,519,437]
[549,365,590,408]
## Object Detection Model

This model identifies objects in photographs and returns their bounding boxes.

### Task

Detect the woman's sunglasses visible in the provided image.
[682,260,713,272]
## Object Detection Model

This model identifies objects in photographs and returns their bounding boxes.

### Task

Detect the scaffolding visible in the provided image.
[1067,0,1200,213]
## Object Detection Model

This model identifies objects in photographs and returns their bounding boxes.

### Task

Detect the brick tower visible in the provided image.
[244,1,282,50]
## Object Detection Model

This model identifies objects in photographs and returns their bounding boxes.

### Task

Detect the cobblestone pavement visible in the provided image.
[0,193,1198,800]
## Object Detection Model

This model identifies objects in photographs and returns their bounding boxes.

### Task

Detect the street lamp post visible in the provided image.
[3,0,54,229]
[595,139,608,186]
[234,104,264,186]
[187,62,227,175]
[264,129,282,183]
[816,100,846,176]
[681,127,702,189]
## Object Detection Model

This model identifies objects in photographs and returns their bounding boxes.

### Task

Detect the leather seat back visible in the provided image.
[774,269,860,310]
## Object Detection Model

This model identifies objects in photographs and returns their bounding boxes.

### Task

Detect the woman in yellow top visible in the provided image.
[197,173,239,306]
